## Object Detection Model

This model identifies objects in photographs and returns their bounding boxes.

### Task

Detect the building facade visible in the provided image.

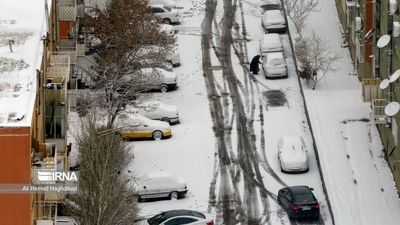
[335,0,400,189]
[0,0,82,224]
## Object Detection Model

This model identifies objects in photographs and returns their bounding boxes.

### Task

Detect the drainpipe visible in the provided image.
[364,0,374,71]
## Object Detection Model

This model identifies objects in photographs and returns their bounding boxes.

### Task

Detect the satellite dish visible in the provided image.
[385,102,400,117]
[380,79,390,89]
[377,35,391,48]
[390,69,400,83]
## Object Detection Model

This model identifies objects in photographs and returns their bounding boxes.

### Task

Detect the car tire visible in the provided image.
[169,191,179,200]
[163,18,171,24]
[161,117,171,124]
[152,130,163,140]
[160,84,168,93]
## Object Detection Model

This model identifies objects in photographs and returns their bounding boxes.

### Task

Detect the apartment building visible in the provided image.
[0,0,82,224]
[335,0,400,189]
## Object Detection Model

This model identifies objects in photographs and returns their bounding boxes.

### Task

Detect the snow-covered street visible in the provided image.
[69,0,400,224]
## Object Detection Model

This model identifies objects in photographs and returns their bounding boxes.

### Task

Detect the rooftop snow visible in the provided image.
[0,0,50,127]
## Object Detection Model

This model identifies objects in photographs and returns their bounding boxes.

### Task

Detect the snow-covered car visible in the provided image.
[121,67,178,92]
[148,0,177,8]
[260,33,283,55]
[160,24,176,36]
[262,9,287,33]
[278,136,309,172]
[150,4,180,24]
[137,45,181,67]
[135,209,214,225]
[115,114,172,140]
[262,52,288,79]
[135,101,180,124]
[134,172,187,201]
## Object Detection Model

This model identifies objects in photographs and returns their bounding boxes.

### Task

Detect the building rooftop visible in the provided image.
[0,0,50,127]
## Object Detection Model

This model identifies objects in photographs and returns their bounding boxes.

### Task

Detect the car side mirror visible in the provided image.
[143,124,148,127]
[309,187,314,191]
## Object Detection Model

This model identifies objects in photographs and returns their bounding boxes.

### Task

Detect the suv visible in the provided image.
[277,186,320,220]
[150,4,179,24]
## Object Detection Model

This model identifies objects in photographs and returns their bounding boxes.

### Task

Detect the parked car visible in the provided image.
[134,172,187,201]
[262,52,288,79]
[115,113,172,140]
[135,101,180,124]
[260,33,283,55]
[262,9,286,33]
[148,0,177,8]
[278,136,309,172]
[150,4,180,24]
[121,67,178,92]
[137,45,181,67]
[160,24,176,36]
[135,209,214,225]
[277,186,320,220]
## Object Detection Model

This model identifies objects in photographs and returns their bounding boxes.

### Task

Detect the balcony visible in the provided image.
[58,0,76,21]
[47,52,70,83]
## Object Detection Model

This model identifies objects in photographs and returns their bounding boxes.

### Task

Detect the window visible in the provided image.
[165,218,197,225]
[152,7,164,13]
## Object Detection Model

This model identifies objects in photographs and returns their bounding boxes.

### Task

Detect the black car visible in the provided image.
[277,186,320,220]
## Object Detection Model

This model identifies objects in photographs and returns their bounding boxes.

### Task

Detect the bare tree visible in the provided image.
[283,0,318,34]
[66,114,137,225]
[295,32,340,89]
[84,0,175,127]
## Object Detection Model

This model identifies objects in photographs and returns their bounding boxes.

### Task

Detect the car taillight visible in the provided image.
[291,204,300,212]
[314,204,320,209]
[206,221,214,225]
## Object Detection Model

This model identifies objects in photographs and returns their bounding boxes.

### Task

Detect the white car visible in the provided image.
[135,101,179,124]
[135,210,214,225]
[260,33,283,55]
[134,172,187,201]
[137,45,181,67]
[121,67,177,92]
[115,113,172,140]
[148,0,177,8]
[278,136,309,172]
[150,4,180,24]
[262,9,286,33]
[262,52,288,79]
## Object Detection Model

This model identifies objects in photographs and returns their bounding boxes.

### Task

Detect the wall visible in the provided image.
[0,127,32,225]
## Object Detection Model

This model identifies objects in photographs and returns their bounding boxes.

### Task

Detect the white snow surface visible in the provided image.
[0,0,49,127]
[299,0,400,224]
[68,0,400,224]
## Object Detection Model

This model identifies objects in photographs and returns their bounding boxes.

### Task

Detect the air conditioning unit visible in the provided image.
[394,21,400,37]
[355,17,363,32]
[390,0,397,15]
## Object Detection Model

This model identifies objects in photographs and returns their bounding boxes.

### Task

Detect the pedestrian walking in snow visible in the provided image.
[250,55,262,75]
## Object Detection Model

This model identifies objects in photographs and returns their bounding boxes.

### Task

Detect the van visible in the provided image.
[260,33,283,55]
[135,172,187,201]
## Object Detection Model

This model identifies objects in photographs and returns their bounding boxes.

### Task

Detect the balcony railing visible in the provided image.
[58,0,76,21]
[47,52,70,83]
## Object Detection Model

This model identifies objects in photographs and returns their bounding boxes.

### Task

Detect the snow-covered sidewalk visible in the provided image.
[301,0,400,224]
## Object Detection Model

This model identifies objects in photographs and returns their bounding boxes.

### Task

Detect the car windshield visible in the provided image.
[269,58,284,67]
[148,213,167,225]
[293,193,315,204]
